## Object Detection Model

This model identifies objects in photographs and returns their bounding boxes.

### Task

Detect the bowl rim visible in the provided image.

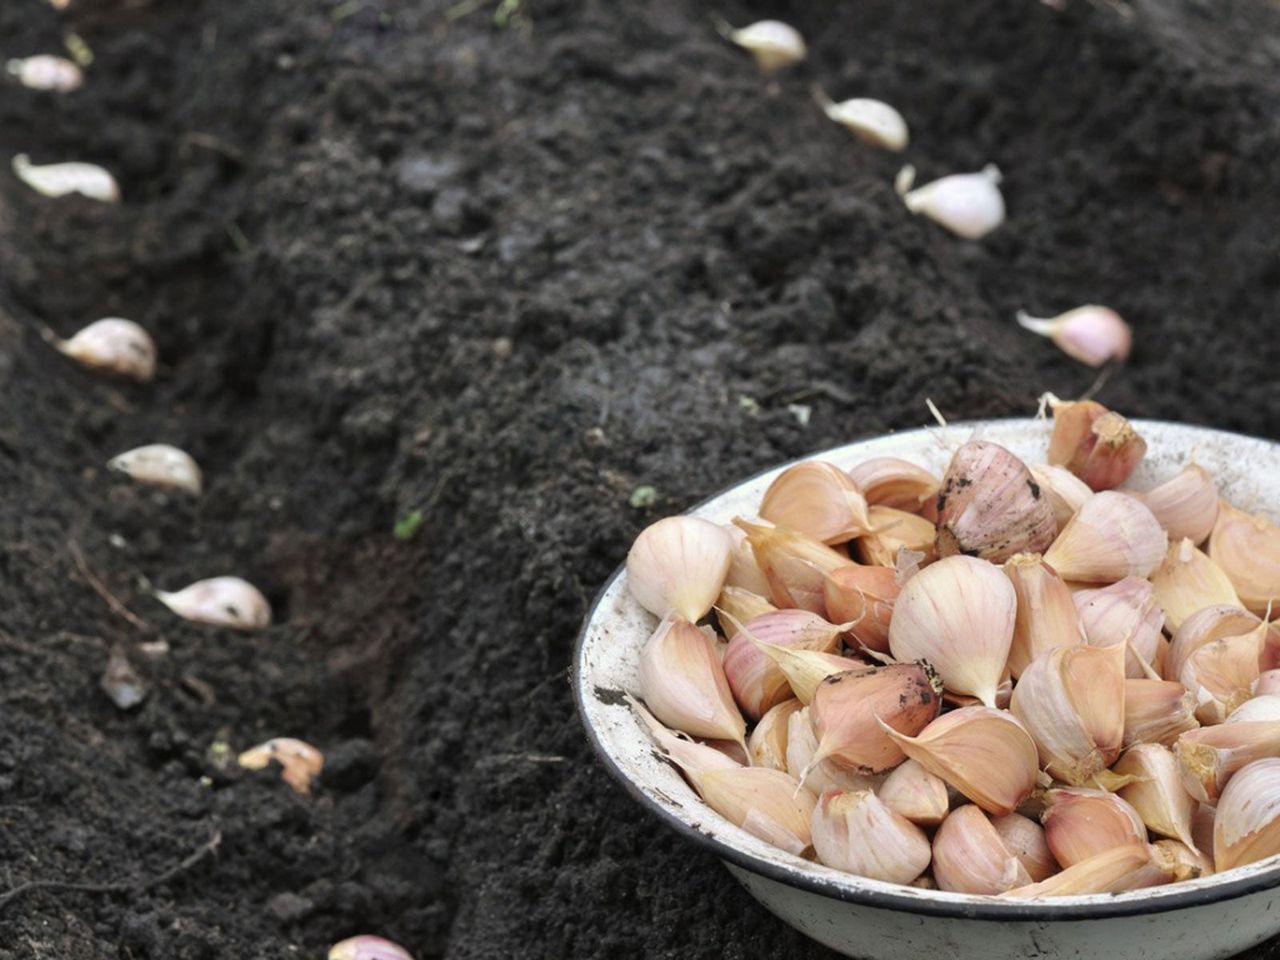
[574,416,1280,921]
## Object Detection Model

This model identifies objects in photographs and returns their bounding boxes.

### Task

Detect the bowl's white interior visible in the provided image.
[577,418,1280,910]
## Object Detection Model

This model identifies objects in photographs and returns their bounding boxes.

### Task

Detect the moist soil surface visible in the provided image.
[1,0,1279,957]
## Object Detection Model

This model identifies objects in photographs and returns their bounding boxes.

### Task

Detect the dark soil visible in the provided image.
[0,0,1278,956]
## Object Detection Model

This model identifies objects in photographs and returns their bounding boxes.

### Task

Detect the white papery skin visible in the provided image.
[1115,744,1197,848]
[1044,491,1167,582]
[1136,463,1219,544]
[932,805,1030,894]
[1074,577,1164,679]
[1215,758,1280,871]
[108,444,203,495]
[57,318,157,381]
[12,154,119,201]
[626,516,732,622]
[1028,463,1093,530]
[810,790,930,884]
[902,166,1005,240]
[155,576,271,630]
[637,619,744,744]
[889,555,1015,707]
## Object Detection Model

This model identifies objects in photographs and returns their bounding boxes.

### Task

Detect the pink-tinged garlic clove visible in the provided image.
[847,457,940,515]
[1016,306,1132,368]
[1074,577,1165,679]
[879,759,950,827]
[1123,678,1198,749]
[811,789,931,883]
[1152,839,1213,880]
[638,619,745,745]
[991,813,1059,882]
[715,586,775,640]
[329,936,414,960]
[854,506,938,568]
[759,461,875,545]
[155,576,271,630]
[1000,844,1176,898]
[1041,788,1148,869]
[1134,464,1219,545]
[1209,501,1280,618]
[1174,705,1280,803]
[1047,401,1147,491]
[1003,553,1087,679]
[1214,758,1280,872]
[822,564,899,654]
[1149,538,1240,634]
[786,707,884,796]
[935,441,1057,564]
[932,805,1031,894]
[626,516,732,623]
[749,699,804,771]
[1043,491,1167,582]
[721,609,845,719]
[898,164,1005,240]
[734,519,854,614]
[1115,744,1198,849]
[724,524,773,598]
[239,738,324,795]
[1028,463,1093,532]
[1166,605,1261,685]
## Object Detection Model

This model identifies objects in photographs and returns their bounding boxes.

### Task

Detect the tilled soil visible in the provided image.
[0,0,1278,957]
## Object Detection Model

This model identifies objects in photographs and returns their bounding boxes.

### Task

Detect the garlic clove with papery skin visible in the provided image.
[735,519,854,614]
[899,164,1005,240]
[727,20,807,73]
[1149,538,1240,634]
[329,936,415,960]
[239,738,324,795]
[878,759,949,827]
[1166,604,1261,685]
[822,564,899,654]
[1003,553,1086,679]
[1115,744,1198,849]
[715,586,775,640]
[1074,577,1165,679]
[626,516,732,623]
[1043,491,1167,582]
[638,619,745,745]
[847,458,940,516]
[815,91,909,151]
[724,524,772,598]
[786,707,884,796]
[759,461,875,545]
[721,609,845,719]
[935,441,1057,564]
[12,153,119,201]
[1123,678,1198,749]
[1153,839,1213,880]
[1027,464,1093,532]
[1214,758,1280,872]
[932,805,1031,894]
[755,646,869,705]
[6,55,83,92]
[811,789,931,884]
[155,576,271,630]
[992,813,1059,882]
[749,699,804,772]
[1179,631,1263,725]
[108,444,202,495]
[1047,400,1147,491]
[1209,501,1280,617]
[1016,306,1132,368]
[854,506,937,567]
[1042,788,1149,869]
[1174,713,1280,804]
[1000,843,1176,898]
[52,318,157,382]
[1135,464,1218,545]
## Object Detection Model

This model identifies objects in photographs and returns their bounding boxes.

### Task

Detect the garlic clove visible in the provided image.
[1010,642,1126,786]
[1256,669,1280,696]
[932,804,1031,894]
[847,457,940,516]
[722,609,845,719]
[992,812,1059,882]
[1115,744,1198,849]
[626,516,733,623]
[888,554,1016,707]
[239,738,324,795]
[1214,758,1280,872]
[1135,464,1219,545]
[638,619,745,744]
[1179,629,1263,725]
[1042,788,1150,868]
[749,699,804,771]
[1074,577,1165,679]
[631,694,742,778]
[12,153,119,201]
[1123,678,1198,749]
[1175,716,1280,804]
[1043,491,1167,582]
[879,759,950,827]
[698,767,818,855]
[107,444,203,495]
[822,564,899,654]
[1209,501,1280,617]
[819,94,909,151]
[854,506,938,567]
[878,706,1038,816]
[1046,398,1106,467]
[935,441,1057,563]
[1152,839,1213,880]
[735,518,855,614]
[900,164,1005,240]
[1166,604,1261,684]
[1047,401,1147,491]
[1149,538,1240,634]
[786,707,884,795]
[1228,694,1280,723]
[1000,843,1175,898]
[329,937,414,960]
[725,524,773,597]
[755,646,869,705]
[806,662,942,778]
[53,318,157,382]
[759,461,875,545]
[1016,306,1132,368]
[715,586,776,640]
[155,576,271,630]
[811,789,931,884]
[728,20,807,73]
[1003,553,1087,679]
[1027,463,1093,532]
[6,55,83,92]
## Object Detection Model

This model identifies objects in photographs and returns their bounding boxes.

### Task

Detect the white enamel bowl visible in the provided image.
[575,419,1280,960]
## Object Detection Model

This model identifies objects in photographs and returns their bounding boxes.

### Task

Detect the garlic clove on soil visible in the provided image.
[935,441,1057,563]
[816,92,909,151]
[1003,553,1086,679]
[810,789,931,884]
[759,460,875,544]
[932,804,1031,894]
[1149,538,1240,634]
[1015,305,1132,368]
[6,54,84,92]
[12,153,119,201]
[329,937,415,960]
[1135,463,1219,545]
[878,759,950,827]
[1214,758,1280,872]
[899,164,1005,240]
[727,20,807,73]
[1027,463,1093,531]
[155,576,271,630]
[1074,577,1165,679]
[1115,743,1198,849]
[107,444,203,495]
[239,737,324,795]
[749,698,804,771]
[626,516,732,623]
[991,812,1059,882]
[734,518,854,614]
[847,457,940,515]
[52,317,157,382]
[638,619,745,745]
[822,564,899,654]
[1123,678,1198,749]
[1209,501,1280,617]
[1000,843,1176,898]
[853,506,937,567]
[1043,491,1167,582]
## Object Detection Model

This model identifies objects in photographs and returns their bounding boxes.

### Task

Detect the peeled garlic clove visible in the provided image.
[760,461,875,544]
[1010,643,1126,786]
[155,576,271,630]
[1003,553,1086,679]
[806,663,942,778]
[1016,306,1132,368]
[1028,463,1093,531]
[728,20,806,73]
[749,699,804,771]
[1043,491,1166,582]
[819,95,909,151]
[1150,538,1240,634]
[879,706,1038,816]
[1042,788,1149,868]
[1135,464,1219,545]
[1209,501,1280,617]
[847,457,940,515]
[638,619,745,744]
[1001,843,1175,898]
[757,646,868,705]
[735,518,854,613]
[1123,678,1198,749]
[1214,757,1280,872]
[107,444,202,495]
[992,812,1059,882]
[900,164,1005,240]
[854,506,937,567]
[626,516,732,622]
[1152,839,1213,880]
[1180,631,1262,725]
[1167,604,1261,684]
[879,759,949,827]
[6,55,83,92]
[1174,715,1280,804]
[811,789,931,883]
[239,738,324,795]
[822,564,899,654]
[1115,744,1197,849]
[722,609,844,719]
[329,936,413,960]
[889,555,1016,707]
[932,804,1031,894]
[53,317,157,382]
[786,707,883,795]
[935,441,1056,563]
[1074,577,1165,679]
[724,524,772,597]
[12,153,118,201]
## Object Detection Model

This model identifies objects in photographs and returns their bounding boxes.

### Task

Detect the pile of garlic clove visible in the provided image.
[623,399,1280,896]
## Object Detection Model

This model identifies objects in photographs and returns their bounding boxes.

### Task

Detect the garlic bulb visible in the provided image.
[854,506,937,567]
[847,458,940,515]
[1149,538,1240,634]
[811,790,931,884]
[155,576,271,630]
[721,609,844,719]
[935,441,1056,563]
[1027,464,1093,531]
[749,699,804,771]
[6,55,83,92]
[1136,464,1218,544]
[734,519,854,614]
[626,516,732,622]
[879,759,949,827]
[1209,501,1280,617]
[1047,401,1147,492]
[52,318,157,382]
[1074,577,1165,679]
[1015,306,1132,368]
[822,564,899,653]
[1115,744,1198,849]
[991,813,1058,882]
[1123,678,1198,749]
[329,936,414,960]
[1043,491,1167,582]
[1214,758,1280,872]
[1003,553,1086,678]
[728,20,806,73]
[888,555,1016,707]
[715,586,775,640]
[1175,701,1280,802]
[239,738,324,795]
[932,805,1031,894]
[899,164,1005,240]
[1001,844,1176,898]
[638,619,745,744]
[107,444,203,495]
[724,524,772,597]
[12,153,119,201]
[818,94,909,151]
[759,461,875,545]
[787,707,884,796]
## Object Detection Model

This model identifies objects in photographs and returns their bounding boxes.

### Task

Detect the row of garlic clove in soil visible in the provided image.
[623,400,1280,894]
